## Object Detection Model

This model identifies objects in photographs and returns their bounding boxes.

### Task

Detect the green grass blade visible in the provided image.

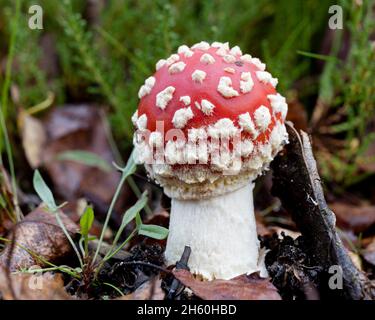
[138,224,169,240]
[56,150,112,172]
[80,206,94,236]
[111,191,148,250]
[33,170,57,211]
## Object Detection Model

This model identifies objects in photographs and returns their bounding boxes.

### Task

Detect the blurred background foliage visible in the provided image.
[0,0,374,192]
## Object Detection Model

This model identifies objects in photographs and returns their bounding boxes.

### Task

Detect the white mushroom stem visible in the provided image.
[164,182,267,280]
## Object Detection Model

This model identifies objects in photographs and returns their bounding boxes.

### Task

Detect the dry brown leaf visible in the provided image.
[18,110,46,168]
[0,205,79,271]
[330,202,375,233]
[41,105,131,219]
[18,105,136,227]
[0,267,72,300]
[173,269,281,300]
[42,105,118,202]
[120,277,165,300]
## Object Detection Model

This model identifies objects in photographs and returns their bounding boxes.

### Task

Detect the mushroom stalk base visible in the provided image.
[165,182,266,280]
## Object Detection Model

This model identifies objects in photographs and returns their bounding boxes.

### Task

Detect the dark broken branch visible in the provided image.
[166,246,191,300]
[271,122,374,300]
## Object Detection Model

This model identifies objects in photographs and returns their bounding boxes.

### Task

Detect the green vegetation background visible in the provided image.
[0,0,374,188]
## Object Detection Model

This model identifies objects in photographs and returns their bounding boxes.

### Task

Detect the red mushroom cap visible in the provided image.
[132,41,288,199]
[137,42,283,139]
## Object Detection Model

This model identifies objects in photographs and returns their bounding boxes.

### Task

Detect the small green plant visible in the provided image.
[79,205,95,258]
[29,151,168,289]
[33,169,84,268]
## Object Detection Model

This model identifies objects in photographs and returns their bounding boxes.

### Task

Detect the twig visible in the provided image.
[166,246,191,300]
[119,261,170,273]
[271,122,374,300]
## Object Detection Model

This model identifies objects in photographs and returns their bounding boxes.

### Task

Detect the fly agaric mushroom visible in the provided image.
[132,41,288,280]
